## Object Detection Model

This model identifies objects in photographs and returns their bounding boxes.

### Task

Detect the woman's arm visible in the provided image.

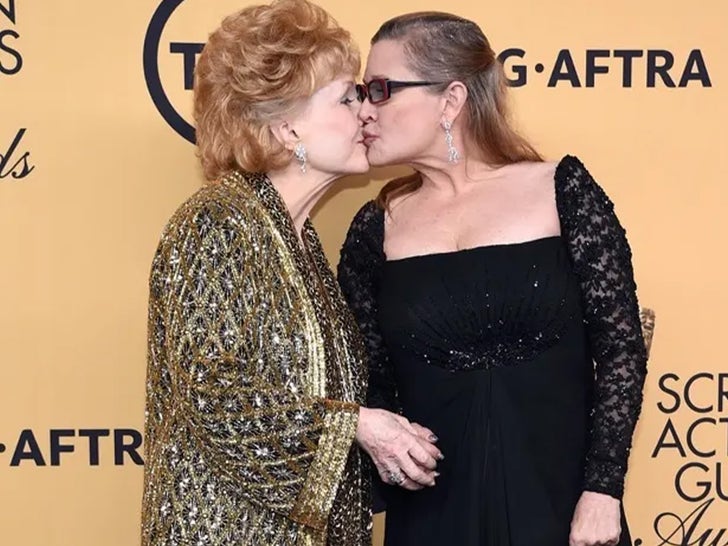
[555,156,648,500]
[337,201,401,414]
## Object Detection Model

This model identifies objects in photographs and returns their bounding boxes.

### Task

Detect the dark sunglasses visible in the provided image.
[356,78,443,105]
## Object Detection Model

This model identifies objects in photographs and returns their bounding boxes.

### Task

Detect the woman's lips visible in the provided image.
[362,133,378,146]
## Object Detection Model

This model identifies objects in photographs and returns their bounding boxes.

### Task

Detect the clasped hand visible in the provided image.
[356,407,442,490]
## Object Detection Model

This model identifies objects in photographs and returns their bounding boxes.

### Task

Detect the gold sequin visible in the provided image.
[141,172,371,545]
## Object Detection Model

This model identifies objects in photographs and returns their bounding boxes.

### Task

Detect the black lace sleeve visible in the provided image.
[337,201,401,414]
[555,155,648,500]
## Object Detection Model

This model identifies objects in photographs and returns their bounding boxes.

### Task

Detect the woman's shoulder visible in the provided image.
[159,174,267,246]
[512,154,603,204]
[348,199,384,234]
[341,199,385,259]
[553,155,597,188]
[512,154,587,182]
[509,159,560,188]
[551,155,620,226]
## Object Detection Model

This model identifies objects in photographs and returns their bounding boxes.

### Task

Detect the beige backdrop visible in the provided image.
[1,0,726,544]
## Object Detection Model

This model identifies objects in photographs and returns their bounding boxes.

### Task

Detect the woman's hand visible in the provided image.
[355,407,443,490]
[569,491,621,546]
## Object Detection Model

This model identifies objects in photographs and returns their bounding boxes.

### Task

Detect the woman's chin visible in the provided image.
[364,151,392,168]
[351,150,373,173]
[338,159,371,176]
[350,164,371,175]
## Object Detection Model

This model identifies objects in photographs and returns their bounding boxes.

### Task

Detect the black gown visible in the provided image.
[337,156,647,546]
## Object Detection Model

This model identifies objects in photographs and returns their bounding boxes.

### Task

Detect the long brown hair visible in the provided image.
[372,12,542,208]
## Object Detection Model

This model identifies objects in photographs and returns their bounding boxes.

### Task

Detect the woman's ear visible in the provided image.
[440,80,468,124]
[269,120,300,151]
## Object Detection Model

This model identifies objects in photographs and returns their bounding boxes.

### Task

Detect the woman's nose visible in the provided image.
[358,97,377,123]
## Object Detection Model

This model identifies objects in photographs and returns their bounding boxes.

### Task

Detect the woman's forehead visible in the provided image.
[365,41,413,78]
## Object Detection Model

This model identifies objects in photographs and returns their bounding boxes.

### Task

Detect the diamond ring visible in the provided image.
[386,469,405,486]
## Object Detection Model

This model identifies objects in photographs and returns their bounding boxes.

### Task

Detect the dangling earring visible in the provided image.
[294,143,307,173]
[443,120,459,164]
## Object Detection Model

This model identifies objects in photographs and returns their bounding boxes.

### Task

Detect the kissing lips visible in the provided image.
[362,131,378,146]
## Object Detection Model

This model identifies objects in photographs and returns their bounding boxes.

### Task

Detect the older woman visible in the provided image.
[140,2,441,545]
[339,11,647,546]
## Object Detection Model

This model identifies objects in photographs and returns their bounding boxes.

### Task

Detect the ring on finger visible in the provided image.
[385,469,405,486]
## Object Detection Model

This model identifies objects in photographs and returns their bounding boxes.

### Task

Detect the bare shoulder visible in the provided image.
[515,160,559,182]
[503,161,559,198]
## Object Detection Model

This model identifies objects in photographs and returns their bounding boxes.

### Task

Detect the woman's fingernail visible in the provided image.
[434,472,441,477]
[437,453,445,460]
[429,434,438,442]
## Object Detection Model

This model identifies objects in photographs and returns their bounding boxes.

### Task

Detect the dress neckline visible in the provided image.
[384,235,562,265]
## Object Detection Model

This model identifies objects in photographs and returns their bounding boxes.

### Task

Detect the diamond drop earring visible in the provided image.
[294,143,307,173]
[443,120,459,164]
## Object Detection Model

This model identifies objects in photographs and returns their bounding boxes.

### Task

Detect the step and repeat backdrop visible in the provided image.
[1,0,725,544]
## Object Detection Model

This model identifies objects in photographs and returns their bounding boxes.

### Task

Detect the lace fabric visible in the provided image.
[555,156,648,498]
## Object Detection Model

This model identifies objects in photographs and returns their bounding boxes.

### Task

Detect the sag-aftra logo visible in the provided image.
[143,0,714,146]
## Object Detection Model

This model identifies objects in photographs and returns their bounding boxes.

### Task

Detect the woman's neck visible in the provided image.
[413,157,507,197]
[266,167,336,237]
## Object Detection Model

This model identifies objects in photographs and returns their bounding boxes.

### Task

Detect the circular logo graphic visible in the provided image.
[143,0,195,143]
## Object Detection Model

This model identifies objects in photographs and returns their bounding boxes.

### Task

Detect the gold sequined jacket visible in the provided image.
[141,172,371,545]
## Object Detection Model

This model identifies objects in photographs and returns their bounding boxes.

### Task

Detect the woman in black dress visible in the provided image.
[339,11,648,546]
